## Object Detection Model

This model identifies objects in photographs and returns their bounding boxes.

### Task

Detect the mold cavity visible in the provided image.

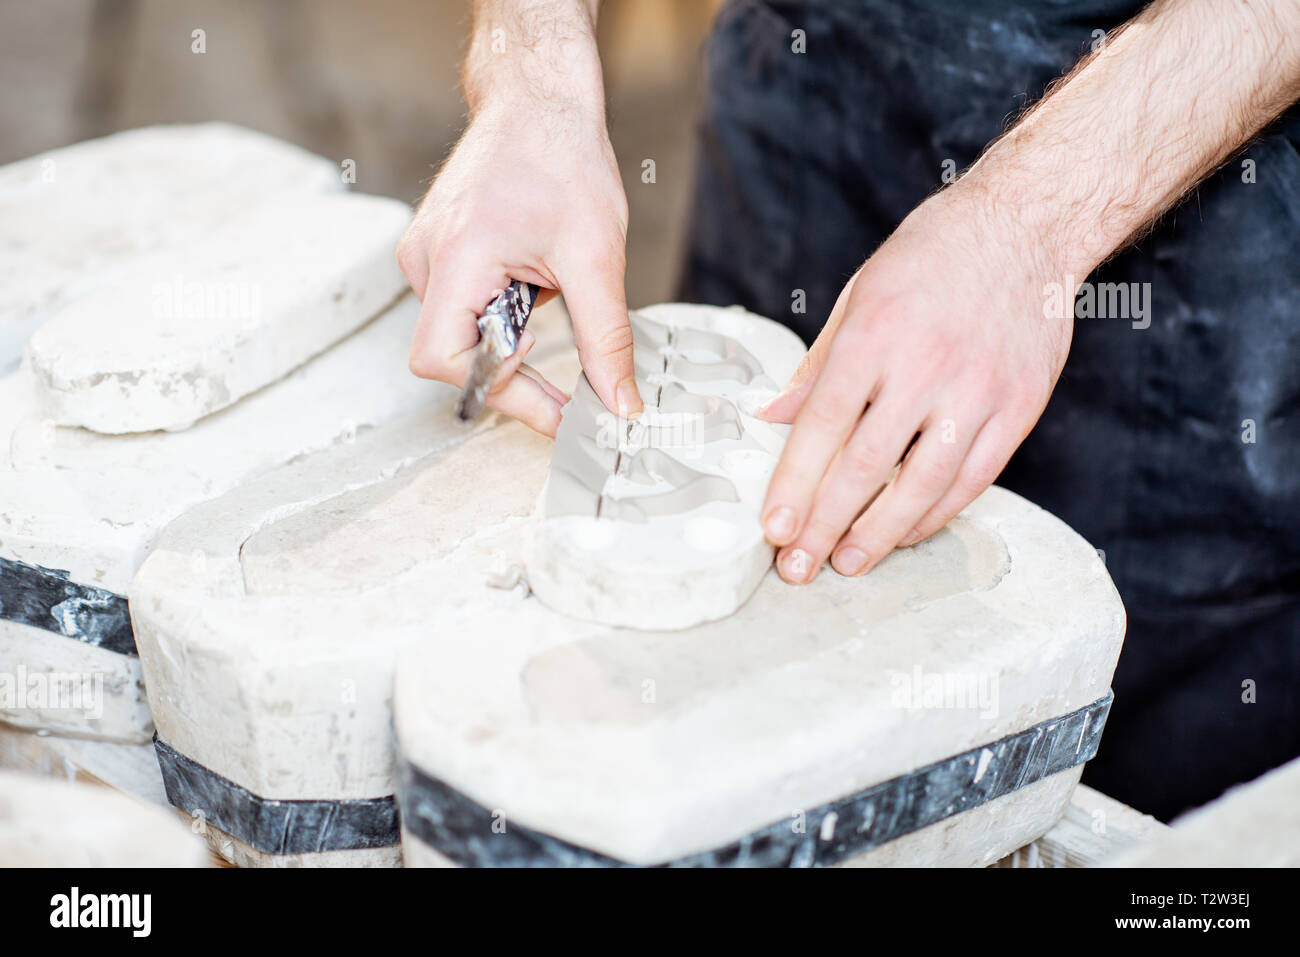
[721,449,777,482]
[668,329,764,383]
[683,516,739,552]
[572,519,618,551]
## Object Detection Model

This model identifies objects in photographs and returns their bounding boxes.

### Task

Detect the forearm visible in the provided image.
[463,0,605,117]
[962,0,1300,278]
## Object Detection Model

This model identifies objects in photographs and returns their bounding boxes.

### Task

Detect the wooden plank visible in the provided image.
[1109,757,1300,867]
[993,784,1168,867]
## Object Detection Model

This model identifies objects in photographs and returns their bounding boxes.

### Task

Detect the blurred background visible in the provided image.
[0,0,724,309]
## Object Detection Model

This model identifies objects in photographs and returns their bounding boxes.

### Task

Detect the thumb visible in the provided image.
[756,347,823,423]
[757,270,861,423]
[558,254,642,418]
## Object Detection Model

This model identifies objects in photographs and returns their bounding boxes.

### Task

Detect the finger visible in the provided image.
[461,327,569,434]
[487,328,536,392]
[760,329,880,546]
[408,247,506,381]
[408,255,567,435]
[827,414,982,577]
[757,271,859,424]
[518,363,570,406]
[755,351,820,425]
[556,249,641,418]
[483,370,566,436]
[409,260,556,381]
[894,414,1017,546]
[484,329,567,411]
[773,390,930,583]
[396,228,431,301]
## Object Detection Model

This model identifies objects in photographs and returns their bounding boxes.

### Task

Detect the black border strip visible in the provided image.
[153,735,398,855]
[0,556,135,656]
[398,691,1114,867]
[153,692,1111,861]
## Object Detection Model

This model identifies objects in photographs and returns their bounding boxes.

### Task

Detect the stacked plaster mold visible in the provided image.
[0,124,424,742]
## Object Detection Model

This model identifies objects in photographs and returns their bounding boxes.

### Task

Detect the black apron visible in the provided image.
[679,0,1300,821]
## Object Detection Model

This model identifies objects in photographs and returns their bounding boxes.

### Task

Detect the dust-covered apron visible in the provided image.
[679,0,1300,820]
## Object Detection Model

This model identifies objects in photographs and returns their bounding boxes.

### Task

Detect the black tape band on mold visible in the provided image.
[399,691,1115,867]
[153,735,398,855]
[151,691,1111,860]
[0,556,135,656]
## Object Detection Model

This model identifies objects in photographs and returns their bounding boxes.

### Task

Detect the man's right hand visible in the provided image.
[398,0,641,437]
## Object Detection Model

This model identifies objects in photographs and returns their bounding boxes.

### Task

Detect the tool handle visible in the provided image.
[482,280,541,346]
[455,281,543,423]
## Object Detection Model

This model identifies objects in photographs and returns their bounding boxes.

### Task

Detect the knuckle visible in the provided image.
[960,457,1001,496]
[767,460,810,499]
[908,453,955,497]
[407,351,432,379]
[844,449,884,489]
[572,234,626,274]
[599,232,628,265]
[407,346,445,382]
[919,335,960,375]
[911,511,951,542]
[846,435,893,483]
[803,397,851,435]
[585,321,635,362]
[1000,375,1047,411]
[799,515,844,554]
[395,237,426,281]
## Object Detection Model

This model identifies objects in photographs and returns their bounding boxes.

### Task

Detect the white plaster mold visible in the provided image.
[119,300,1124,867]
[0,769,208,867]
[527,303,805,630]
[127,312,579,866]
[0,123,340,373]
[396,479,1126,866]
[25,192,410,434]
[0,296,448,742]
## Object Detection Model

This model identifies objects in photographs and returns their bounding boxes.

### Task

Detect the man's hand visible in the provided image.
[760,0,1300,584]
[398,0,641,436]
[758,186,1070,583]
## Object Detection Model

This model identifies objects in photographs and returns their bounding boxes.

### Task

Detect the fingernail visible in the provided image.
[764,506,797,543]
[617,377,643,419]
[900,528,921,546]
[833,547,867,576]
[781,548,814,584]
[755,386,793,417]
